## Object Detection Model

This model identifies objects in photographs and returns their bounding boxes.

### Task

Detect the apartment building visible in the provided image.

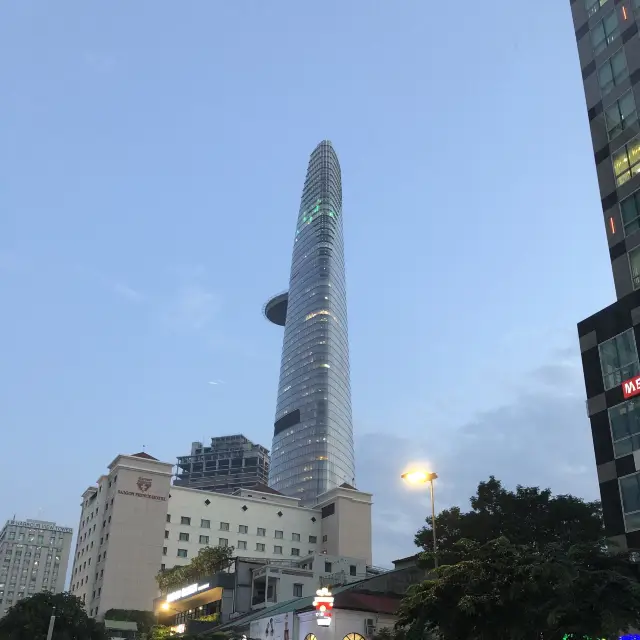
[0,518,72,618]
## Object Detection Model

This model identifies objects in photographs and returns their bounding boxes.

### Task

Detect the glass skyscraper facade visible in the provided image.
[263,140,355,505]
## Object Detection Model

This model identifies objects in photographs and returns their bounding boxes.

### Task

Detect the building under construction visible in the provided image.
[174,435,270,494]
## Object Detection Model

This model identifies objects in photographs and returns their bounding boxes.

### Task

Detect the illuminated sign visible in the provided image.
[171,624,186,634]
[166,582,210,602]
[313,588,334,627]
[622,375,640,399]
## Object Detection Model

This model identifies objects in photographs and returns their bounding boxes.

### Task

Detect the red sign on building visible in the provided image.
[622,375,640,399]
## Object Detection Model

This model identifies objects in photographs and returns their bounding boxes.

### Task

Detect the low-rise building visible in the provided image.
[0,518,73,618]
[215,566,427,640]
[70,451,374,619]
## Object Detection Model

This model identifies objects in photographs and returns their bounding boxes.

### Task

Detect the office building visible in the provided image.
[71,451,373,620]
[571,0,640,549]
[174,435,270,494]
[263,140,355,504]
[0,518,73,618]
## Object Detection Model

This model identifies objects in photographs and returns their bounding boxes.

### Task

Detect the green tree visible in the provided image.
[415,476,603,565]
[397,537,640,640]
[0,592,107,640]
[147,625,173,640]
[155,545,235,593]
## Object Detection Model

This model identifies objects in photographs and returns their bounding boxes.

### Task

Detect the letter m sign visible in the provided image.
[623,376,640,399]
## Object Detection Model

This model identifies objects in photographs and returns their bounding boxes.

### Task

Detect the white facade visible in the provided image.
[164,486,322,569]
[0,518,73,618]
[71,451,373,618]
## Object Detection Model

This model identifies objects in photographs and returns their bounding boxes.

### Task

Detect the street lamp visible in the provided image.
[401,470,438,567]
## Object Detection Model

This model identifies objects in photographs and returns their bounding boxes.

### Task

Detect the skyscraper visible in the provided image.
[571,0,640,549]
[263,140,355,504]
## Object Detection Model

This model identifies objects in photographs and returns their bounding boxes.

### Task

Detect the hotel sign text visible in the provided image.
[117,489,167,502]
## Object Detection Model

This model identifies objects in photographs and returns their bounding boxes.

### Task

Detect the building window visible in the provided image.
[201,519,211,529]
[591,10,619,55]
[178,533,189,542]
[238,525,248,534]
[238,540,247,550]
[598,49,628,98]
[293,583,303,597]
[291,548,300,556]
[350,564,357,576]
[177,549,188,558]
[164,531,169,539]
[162,547,167,556]
[322,535,328,542]
[309,535,317,543]
[606,91,637,141]
[620,472,640,530]
[613,134,640,187]
[166,515,171,523]
[324,561,332,573]
[610,399,640,457]
[256,543,265,552]
[292,533,300,542]
[220,522,230,531]
[587,0,609,17]
[599,329,640,390]
[630,246,640,289]
[275,530,283,539]
[199,535,209,545]
[180,517,191,526]
[274,546,283,554]
[219,538,229,547]
[621,190,640,237]
[343,634,366,640]
[257,528,266,537]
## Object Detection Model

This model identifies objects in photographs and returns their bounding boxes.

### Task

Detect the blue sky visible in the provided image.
[0,1,611,567]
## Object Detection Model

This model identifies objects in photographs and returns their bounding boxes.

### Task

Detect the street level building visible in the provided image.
[264,140,355,504]
[571,0,640,549]
[0,518,73,618]
[174,435,270,494]
[71,451,373,620]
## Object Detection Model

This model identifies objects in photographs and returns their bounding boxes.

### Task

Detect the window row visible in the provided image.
[170,543,310,558]
[164,519,315,543]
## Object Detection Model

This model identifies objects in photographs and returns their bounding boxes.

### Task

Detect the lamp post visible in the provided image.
[45,607,56,640]
[401,470,438,567]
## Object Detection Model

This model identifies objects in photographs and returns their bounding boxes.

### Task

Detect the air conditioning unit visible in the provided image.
[364,618,376,637]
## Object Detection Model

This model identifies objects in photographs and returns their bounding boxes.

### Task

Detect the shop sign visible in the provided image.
[167,581,210,602]
[313,588,333,627]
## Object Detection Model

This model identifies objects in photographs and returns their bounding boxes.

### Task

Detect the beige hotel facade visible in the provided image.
[70,451,373,619]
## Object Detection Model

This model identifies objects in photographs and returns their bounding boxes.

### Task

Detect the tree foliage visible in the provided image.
[0,591,107,640]
[155,545,234,593]
[415,476,603,565]
[398,537,640,640]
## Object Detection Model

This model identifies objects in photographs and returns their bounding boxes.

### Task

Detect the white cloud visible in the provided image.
[356,346,599,567]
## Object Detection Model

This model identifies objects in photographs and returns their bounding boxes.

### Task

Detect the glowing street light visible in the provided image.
[401,470,438,567]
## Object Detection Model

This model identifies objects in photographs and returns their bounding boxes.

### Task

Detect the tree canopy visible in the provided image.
[155,544,234,593]
[0,591,107,640]
[415,476,604,565]
[397,537,640,640]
